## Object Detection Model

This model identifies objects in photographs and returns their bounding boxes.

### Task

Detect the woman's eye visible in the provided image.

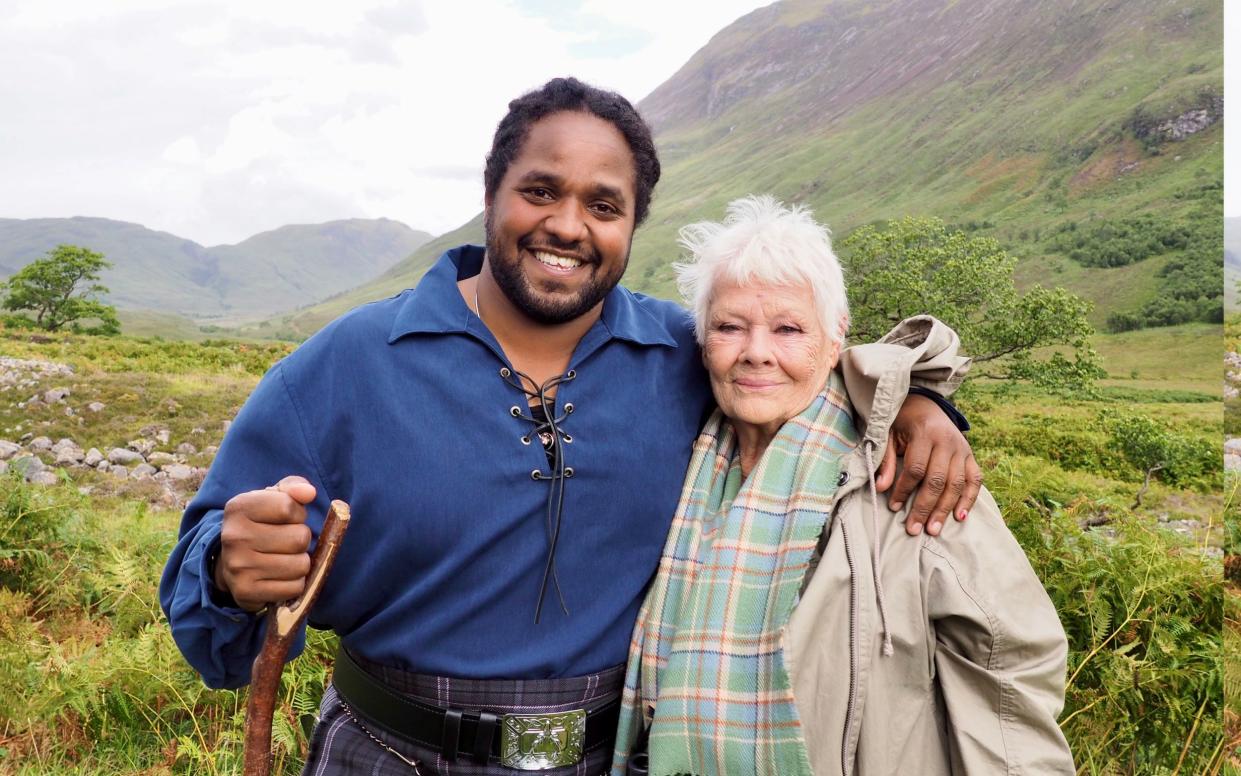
[776,324,803,334]
[716,322,740,333]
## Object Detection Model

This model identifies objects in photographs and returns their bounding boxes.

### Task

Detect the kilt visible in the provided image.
[302,652,623,776]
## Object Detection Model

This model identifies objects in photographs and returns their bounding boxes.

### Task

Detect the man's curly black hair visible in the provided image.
[484,77,661,226]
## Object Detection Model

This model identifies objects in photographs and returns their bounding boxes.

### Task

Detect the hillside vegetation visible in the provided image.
[0,319,1226,774]
[0,218,431,324]
[267,0,1221,340]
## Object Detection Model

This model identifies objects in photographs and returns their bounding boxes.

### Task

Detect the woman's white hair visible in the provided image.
[675,194,849,347]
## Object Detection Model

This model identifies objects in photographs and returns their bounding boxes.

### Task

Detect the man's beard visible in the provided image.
[484,211,627,325]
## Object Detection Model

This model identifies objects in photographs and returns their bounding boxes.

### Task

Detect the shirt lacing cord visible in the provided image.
[500,365,577,624]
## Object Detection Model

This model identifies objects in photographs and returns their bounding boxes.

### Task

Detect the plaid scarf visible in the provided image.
[613,371,859,775]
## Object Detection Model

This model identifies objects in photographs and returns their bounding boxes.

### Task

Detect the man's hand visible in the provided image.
[214,476,316,612]
[874,394,981,537]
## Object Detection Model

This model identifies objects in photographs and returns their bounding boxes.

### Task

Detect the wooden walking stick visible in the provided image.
[243,499,351,776]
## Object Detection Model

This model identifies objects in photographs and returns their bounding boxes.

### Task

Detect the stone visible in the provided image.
[29,436,53,451]
[108,465,129,479]
[84,448,104,467]
[108,447,145,465]
[0,440,20,460]
[204,445,219,456]
[55,447,84,466]
[1228,452,1241,472]
[87,401,105,413]
[148,452,179,466]
[163,463,195,481]
[1225,438,1241,456]
[43,387,70,404]
[10,455,46,479]
[131,463,157,480]
[50,438,76,453]
[127,438,156,456]
[28,471,60,486]
[155,429,171,445]
[176,442,198,455]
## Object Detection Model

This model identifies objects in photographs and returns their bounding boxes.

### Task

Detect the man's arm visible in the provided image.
[159,362,329,689]
[842,315,980,537]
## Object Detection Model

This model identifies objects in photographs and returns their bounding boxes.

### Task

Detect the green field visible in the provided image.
[0,320,1226,773]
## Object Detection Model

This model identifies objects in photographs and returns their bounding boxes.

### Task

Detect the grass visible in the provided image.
[0,317,1226,773]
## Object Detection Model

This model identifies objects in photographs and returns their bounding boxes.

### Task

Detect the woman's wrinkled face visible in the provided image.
[703,280,839,434]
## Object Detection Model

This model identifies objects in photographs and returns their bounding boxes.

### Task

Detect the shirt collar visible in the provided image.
[388,244,678,349]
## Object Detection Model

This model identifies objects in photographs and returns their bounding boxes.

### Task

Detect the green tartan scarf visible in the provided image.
[613,371,859,776]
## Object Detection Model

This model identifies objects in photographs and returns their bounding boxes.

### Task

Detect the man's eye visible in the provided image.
[525,188,553,200]
[591,202,618,216]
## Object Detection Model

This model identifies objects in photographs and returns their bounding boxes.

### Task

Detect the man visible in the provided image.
[161,78,979,774]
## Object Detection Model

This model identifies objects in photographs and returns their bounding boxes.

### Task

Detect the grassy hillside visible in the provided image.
[0,218,431,323]
[0,323,1223,773]
[262,0,1221,340]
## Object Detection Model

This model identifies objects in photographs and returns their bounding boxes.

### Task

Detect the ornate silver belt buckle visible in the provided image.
[499,708,586,770]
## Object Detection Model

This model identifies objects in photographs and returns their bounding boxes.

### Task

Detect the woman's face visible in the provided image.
[703,279,839,435]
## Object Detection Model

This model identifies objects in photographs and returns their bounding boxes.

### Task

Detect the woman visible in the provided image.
[613,196,1073,775]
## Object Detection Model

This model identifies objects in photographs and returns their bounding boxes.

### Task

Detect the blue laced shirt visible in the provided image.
[159,245,712,689]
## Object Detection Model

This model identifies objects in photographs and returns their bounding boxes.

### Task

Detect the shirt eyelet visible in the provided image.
[510,406,523,417]
[564,402,575,414]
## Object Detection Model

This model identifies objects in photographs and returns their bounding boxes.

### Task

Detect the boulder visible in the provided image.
[29,436,53,451]
[83,448,104,467]
[127,439,156,456]
[29,471,60,486]
[176,442,198,455]
[204,445,219,456]
[0,441,20,460]
[108,465,129,479]
[148,452,180,466]
[163,463,195,481]
[87,401,105,413]
[55,447,84,466]
[108,448,145,465]
[43,387,70,404]
[50,438,77,453]
[131,463,157,480]
[10,455,46,479]
[155,429,171,445]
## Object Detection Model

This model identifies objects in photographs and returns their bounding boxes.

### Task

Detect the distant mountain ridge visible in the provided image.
[0,217,431,321]
[248,0,1224,339]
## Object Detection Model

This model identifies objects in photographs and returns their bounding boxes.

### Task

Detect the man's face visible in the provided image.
[484,111,637,325]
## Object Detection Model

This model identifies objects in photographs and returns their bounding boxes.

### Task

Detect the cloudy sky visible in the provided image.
[2,1,1236,246]
[0,0,774,245]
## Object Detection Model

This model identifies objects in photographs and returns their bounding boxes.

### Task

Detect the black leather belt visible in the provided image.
[331,647,621,768]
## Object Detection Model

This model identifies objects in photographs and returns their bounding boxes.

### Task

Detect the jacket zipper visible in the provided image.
[839,511,859,776]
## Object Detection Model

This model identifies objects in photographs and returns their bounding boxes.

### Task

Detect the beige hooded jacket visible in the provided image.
[784,316,1075,775]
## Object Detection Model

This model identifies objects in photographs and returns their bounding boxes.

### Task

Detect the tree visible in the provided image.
[841,217,1103,394]
[1,244,119,334]
[1099,410,1216,507]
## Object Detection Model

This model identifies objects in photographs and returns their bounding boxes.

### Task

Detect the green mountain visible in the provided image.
[0,217,431,322]
[266,0,1222,339]
[1227,216,1239,313]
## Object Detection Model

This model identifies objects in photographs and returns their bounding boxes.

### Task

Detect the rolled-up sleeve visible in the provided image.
[159,361,329,689]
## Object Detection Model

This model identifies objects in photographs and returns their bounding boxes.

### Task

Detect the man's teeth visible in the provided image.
[534,251,582,269]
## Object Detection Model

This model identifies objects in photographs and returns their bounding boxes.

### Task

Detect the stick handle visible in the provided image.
[243,499,351,776]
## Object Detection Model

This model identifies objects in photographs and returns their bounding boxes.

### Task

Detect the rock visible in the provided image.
[28,471,60,486]
[19,433,32,442]
[43,387,70,404]
[87,401,105,413]
[163,463,195,481]
[131,463,157,480]
[0,460,7,475]
[10,455,46,479]
[176,442,198,455]
[50,438,76,453]
[1225,438,1241,456]
[204,445,219,456]
[127,439,156,456]
[148,451,179,465]
[25,399,46,411]
[0,441,20,460]
[108,465,129,479]
[155,429,171,445]
[1227,452,1241,472]
[108,447,145,465]
[84,448,104,467]
[55,447,84,466]
[29,436,53,451]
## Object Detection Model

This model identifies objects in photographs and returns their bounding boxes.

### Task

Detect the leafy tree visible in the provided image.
[1099,410,1216,506]
[1,244,119,334]
[842,217,1103,394]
